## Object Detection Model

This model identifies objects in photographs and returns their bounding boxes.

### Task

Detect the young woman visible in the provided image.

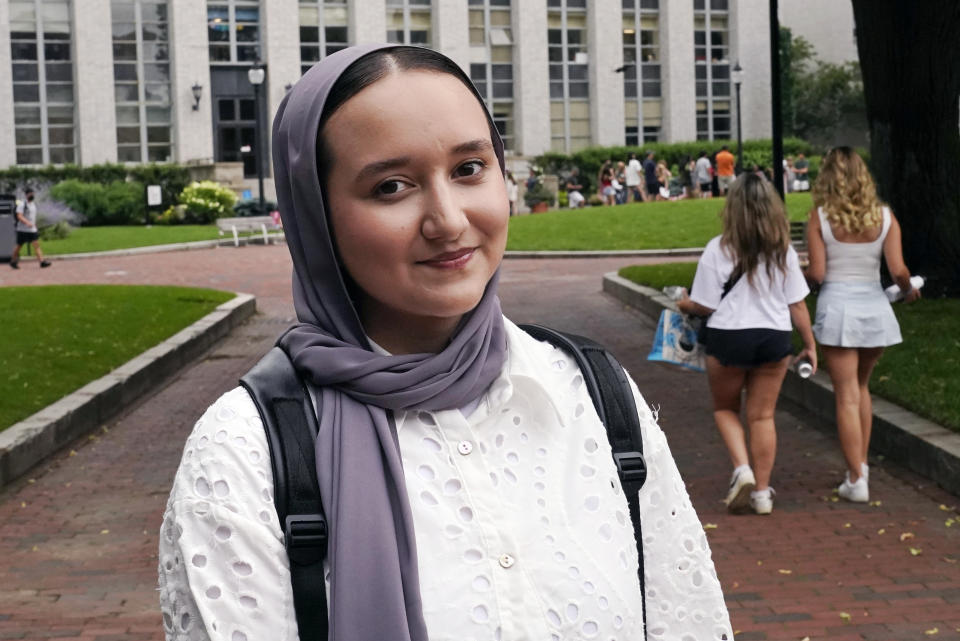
[677,174,816,515]
[158,45,731,641]
[599,162,616,206]
[806,147,918,503]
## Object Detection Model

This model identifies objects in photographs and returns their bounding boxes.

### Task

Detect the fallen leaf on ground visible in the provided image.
[869,500,882,507]
[843,523,851,528]
[900,532,915,541]
[703,523,718,530]
[778,569,792,575]
[945,518,956,528]
[909,547,922,556]
[939,504,952,511]
[839,612,851,623]
[877,528,886,535]
[924,628,938,635]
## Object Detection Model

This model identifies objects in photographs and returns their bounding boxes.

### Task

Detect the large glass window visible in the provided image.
[548,1,589,152]
[468,1,514,152]
[10,0,76,164]
[622,0,661,144]
[298,0,348,74]
[112,0,172,163]
[207,0,260,64]
[386,0,431,47]
[694,0,730,140]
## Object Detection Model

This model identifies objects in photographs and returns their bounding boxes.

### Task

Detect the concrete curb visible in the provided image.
[603,271,960,497]
[505,247,704,259]
[0,293,257,490]
[48,233,285,261]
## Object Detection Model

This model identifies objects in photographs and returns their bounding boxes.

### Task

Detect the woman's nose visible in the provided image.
[420,183,469,241]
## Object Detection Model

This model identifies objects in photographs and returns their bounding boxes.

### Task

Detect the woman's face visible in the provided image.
[323,69,508,335]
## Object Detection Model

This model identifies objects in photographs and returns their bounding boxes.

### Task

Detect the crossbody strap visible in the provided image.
[519,324,648,639]
[240,347,328,640]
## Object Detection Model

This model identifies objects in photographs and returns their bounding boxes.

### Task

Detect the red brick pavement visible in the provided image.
[1,246,958,641]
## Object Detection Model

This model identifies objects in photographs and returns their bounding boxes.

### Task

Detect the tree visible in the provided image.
[852,1,960,296]
[779,27,864,143]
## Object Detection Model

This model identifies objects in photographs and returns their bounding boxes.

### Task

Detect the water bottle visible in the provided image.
[662,286,685,301]
[796,358,813,379]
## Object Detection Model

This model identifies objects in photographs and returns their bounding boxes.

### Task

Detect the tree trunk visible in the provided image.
[851,1,960,296]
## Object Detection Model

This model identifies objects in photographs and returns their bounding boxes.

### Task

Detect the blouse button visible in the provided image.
[498,554,516,569]
[457,441,474,455]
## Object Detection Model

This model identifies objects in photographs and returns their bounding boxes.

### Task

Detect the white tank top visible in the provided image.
[819,206,890,284]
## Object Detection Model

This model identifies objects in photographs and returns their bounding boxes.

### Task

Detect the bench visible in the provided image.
[216,215,282,247]
[790,220,808,265]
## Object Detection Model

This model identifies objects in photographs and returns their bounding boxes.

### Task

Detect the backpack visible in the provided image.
[239,324,649,641]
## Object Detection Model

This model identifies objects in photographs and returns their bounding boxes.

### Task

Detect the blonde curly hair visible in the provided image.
[812,147,884,234]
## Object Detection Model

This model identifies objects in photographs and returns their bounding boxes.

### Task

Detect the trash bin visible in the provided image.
[0,194,16,263]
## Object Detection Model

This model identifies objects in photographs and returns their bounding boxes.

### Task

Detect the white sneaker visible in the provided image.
[750,487,775,515]
[725,466,756,513]
[838,473,869,503]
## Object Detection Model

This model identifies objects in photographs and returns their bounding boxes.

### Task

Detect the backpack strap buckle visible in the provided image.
[614,451,647,486]
[285,514,328,557]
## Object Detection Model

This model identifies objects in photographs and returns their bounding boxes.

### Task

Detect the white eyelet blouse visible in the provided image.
[158,319,732,641]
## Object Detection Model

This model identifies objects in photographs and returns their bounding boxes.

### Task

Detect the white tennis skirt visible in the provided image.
[814,281,903,348]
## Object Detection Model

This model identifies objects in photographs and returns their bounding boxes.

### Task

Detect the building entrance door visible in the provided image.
[216,97,257,177]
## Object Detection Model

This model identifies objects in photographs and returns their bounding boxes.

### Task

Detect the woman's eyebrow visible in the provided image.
[356,156,411,182]
[452,139,493,155]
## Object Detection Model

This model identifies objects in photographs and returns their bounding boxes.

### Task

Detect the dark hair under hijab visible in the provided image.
[315,46,491,184]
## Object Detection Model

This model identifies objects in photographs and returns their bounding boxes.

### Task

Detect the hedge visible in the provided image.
[0,162,190,207]
[533,137,821,193]
[50,179,147,226]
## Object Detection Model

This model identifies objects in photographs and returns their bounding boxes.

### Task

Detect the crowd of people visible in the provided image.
[677,147,918,514]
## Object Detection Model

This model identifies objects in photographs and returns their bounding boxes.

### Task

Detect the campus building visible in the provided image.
[0,0,777,179]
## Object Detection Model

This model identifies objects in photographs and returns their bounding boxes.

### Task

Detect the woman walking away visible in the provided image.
[158,44,731,640]
[806,147,919,503]
[677,174,816,515]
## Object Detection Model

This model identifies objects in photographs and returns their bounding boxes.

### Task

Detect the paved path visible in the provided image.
[1,246,958,641]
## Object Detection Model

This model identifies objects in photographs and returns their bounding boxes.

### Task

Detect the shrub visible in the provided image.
[49,179,146,225]
[179,181,237,223]
[0,162,189,202]
[39,220,72,240]
[155,204,187,225]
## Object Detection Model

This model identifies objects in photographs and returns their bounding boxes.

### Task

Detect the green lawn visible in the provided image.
[618,262,960,434]
[0,285,234,431]
[39,225,234,255]
[507,192,813,251]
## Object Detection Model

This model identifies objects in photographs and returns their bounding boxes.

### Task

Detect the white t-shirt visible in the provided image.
[625,159,642,186]
[694,157,712,185]
[158,319,732,641]
[690,236,809,331]
[15,200,37,232]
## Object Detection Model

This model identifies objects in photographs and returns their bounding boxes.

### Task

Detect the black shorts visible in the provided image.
[705,328,792,368]
[699,182,713,192]
[16,230,39,245]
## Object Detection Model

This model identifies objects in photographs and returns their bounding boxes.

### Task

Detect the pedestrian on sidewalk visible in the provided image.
[158,44,732,641]
[676,174,817,515]
[806,147,919,503]
[10,188,51,269]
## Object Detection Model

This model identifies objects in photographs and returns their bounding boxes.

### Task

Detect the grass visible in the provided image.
[38,225,238,255]
[618,262,960,434]
[0,285,234,431]
[506,192,813,251]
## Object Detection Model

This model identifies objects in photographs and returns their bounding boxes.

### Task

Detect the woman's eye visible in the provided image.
[375,180,409,196]
[455,160,485,178]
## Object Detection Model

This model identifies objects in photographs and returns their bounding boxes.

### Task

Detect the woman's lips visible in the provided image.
[419,248,475,269]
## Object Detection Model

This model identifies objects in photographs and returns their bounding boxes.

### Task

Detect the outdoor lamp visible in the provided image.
[731,61,744,88]
[191,83,203,111]
[247,62,265,87]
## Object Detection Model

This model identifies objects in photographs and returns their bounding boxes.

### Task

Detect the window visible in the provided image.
[10,0,75,164]
[468,2,514,152]
[622,0,661,144]
[548,1,589,152]
[386,0,431,47]
[207,0,260,64]
[112,0,172,163]
[298,0,348,74]
[693,0,730,139]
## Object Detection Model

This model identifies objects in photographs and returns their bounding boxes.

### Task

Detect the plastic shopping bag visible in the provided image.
[647,309,706,372]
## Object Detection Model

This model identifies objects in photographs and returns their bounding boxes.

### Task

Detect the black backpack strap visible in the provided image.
[239,347,328,641]
[519,324,648,638]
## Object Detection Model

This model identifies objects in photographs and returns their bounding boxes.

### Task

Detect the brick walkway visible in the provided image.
[1,246,958,641]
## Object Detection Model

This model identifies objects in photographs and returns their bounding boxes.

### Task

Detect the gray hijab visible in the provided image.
[271,44,507,640]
